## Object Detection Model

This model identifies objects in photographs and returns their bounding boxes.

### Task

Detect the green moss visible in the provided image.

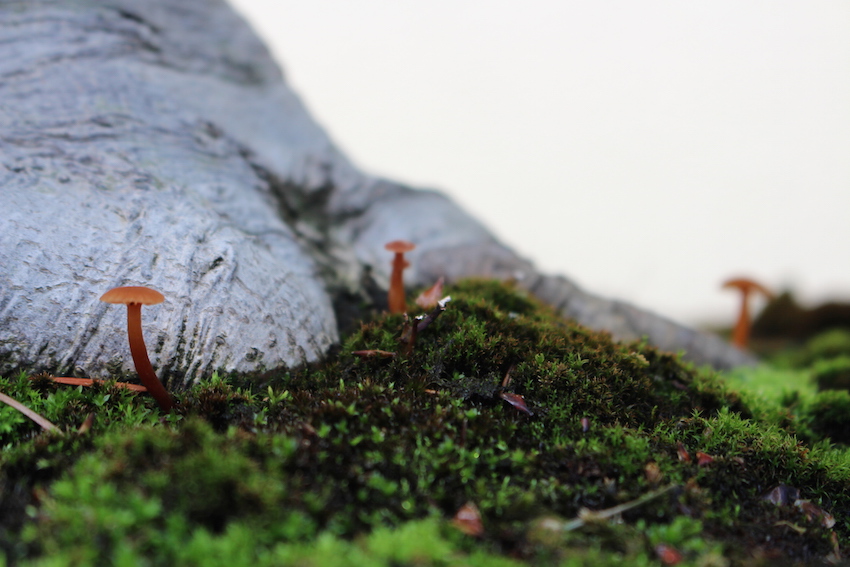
[800,390,850,445]
[812,356,850,391]
[768,328,850,369]
[3,279,850,565]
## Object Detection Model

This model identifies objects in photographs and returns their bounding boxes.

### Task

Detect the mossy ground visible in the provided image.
[2,280,850,566]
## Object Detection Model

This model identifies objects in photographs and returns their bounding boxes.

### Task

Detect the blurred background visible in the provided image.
[229,0,850,330]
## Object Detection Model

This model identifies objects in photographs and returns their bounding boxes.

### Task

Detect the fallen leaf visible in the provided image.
[762,484,800,507]
[500,391,533,415]
[829,532,841,562]
[645,462,663,484]
[655,544,683,566]
[796,499,835,528]
[763,484,835,528]
[677,442,691,463]
[453,502,484,537]
[415,276,445,309]
[696,452,714,466]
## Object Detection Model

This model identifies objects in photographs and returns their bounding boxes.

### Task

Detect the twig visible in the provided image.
[501,365,515,388]
[404,315,421,356]
[0,391,61,433]
[77,412,95,435]
[49,376,147,392]
[556,484,679,532]
[401,296,451,343]
[351,350,396,359]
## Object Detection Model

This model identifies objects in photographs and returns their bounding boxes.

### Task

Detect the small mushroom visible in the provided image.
[722,277,773,349]
[384,240,416,314]
[100,286,174,412]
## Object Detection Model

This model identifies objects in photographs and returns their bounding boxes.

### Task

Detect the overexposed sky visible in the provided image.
[229,1,850,326]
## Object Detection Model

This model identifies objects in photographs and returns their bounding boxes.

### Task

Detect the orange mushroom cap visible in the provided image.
[101,286,165,305]
[721,278,773,299]
[384,240,416,254]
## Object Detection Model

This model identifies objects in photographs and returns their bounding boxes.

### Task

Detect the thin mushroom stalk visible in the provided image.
[125,302,174,412]
[388,255,409,313]
[732,294,751,349]
[384,240,416,314]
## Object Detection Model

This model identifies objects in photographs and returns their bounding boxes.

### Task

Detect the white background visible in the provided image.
[229,1,850,327]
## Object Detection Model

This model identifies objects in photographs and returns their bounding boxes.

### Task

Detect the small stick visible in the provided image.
[48,376,148,392]
[401,296,451,343]
[557,484,679,532]
[0,392,61,433]
[416,296,451,333]
[404,315,421,356]
[351,350,396,359]
[49,376,148,392]
[77,413,95,435]
[501,365,515,388]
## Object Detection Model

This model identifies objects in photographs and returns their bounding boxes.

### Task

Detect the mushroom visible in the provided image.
[722,277,774,349]
[384,240,416,314]
[100,286,174,412]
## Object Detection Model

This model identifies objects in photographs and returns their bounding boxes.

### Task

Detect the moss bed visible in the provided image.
[2,280,850,566]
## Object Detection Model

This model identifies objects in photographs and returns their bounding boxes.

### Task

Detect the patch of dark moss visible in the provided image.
[798,389,850,445]
[769,328,850,369]
[178,378,256,432]
[3,279,850,565]
[813,356,850,391]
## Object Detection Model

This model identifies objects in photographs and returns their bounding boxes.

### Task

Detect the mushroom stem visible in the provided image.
[384,240,416,314]
[732,293,751,349]
[126,302,174,412]
[388,254,408,314]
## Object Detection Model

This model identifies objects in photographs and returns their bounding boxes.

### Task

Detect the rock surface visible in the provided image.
[0,0,754,386]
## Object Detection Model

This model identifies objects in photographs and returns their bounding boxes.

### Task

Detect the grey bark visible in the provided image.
[0,0,754,387]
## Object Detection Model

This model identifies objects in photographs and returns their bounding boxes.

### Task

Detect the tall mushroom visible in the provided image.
[100,286,174,412]
[722,277,774,349]
[384,240,416,314]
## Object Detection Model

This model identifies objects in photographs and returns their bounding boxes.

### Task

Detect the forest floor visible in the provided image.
[3,279,850,566]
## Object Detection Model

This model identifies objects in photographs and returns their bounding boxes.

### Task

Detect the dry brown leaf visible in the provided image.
[655,544,683,566]
[500,391,533,416]
[415,276,445,309]
[645,462,663,484]
[452,502,484,537]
